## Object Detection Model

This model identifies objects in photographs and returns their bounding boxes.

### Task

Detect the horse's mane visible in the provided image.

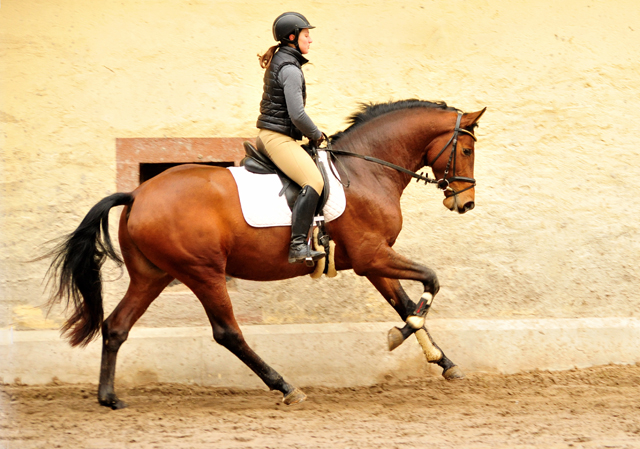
[330,99,462,142]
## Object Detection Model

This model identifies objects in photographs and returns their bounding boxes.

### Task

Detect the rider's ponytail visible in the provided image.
[258,44,280,69]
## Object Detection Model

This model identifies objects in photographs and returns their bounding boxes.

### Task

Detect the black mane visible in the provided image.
[330,99,461,142]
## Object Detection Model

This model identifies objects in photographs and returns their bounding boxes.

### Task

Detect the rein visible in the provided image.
[322,112,476,195]
[323,147,437,186]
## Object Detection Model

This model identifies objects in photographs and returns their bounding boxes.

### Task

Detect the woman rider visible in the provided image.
[256,12,325,264]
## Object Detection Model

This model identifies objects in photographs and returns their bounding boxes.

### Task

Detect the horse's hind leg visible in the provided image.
[189,275,305,405]
[98,274,171,409]
[98,240,173,409]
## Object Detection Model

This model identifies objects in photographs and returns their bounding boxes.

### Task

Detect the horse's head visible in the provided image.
[426,108,486,214]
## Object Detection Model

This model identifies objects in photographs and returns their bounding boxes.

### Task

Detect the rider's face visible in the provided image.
[293,29,312,54]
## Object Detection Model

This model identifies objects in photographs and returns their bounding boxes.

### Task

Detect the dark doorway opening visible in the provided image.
[139,161,234,184]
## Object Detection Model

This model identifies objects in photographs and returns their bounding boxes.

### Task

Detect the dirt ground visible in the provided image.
[2,364,640,449]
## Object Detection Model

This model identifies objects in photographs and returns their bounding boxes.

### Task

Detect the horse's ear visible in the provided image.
[461,107,487,127]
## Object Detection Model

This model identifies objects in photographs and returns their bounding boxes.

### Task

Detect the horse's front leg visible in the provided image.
[352,243,438,321]
[358,248,464,380]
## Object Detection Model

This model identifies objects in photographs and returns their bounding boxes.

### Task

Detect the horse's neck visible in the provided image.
[368,113,435,167]
[333,127,424,200]
[341,113,434,184]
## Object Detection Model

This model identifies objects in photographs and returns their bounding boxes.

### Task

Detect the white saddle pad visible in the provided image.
[228,150,347,228]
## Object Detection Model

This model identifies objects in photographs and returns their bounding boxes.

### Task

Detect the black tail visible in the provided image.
[43,193,134,347]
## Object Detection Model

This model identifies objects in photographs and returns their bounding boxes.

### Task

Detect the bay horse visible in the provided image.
[45,100,486,409]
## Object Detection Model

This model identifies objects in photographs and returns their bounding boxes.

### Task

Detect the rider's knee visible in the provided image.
[304,177,324,196]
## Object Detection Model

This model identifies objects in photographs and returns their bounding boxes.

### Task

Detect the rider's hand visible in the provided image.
[311,134,324,148]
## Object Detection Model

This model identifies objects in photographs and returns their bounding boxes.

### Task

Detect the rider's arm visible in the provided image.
[279,65,322,141]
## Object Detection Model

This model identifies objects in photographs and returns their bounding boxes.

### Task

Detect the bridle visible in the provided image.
[322,112,476,195]
[425,112,476,196]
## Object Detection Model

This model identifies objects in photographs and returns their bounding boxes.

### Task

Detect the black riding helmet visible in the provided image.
[272,12,315,51]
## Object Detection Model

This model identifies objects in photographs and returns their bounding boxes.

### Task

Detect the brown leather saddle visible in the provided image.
[240,141,330,213]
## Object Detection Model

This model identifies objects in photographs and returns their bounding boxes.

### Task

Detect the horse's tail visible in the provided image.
[43,192,134,347]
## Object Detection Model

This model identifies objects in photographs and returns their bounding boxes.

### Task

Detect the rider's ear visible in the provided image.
[461,107,487,127]
[289,34,296,41]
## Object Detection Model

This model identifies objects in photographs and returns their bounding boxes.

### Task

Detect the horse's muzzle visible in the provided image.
[443,195,475,214]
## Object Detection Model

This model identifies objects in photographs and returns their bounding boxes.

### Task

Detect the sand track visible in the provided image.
[2,364,640,448]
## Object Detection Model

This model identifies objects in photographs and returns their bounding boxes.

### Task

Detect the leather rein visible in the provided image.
[322,112,476,195]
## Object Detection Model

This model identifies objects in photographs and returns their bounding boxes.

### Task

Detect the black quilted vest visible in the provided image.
[256,46,308,140]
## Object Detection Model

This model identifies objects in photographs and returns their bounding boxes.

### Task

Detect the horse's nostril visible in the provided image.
[464,201,475,212]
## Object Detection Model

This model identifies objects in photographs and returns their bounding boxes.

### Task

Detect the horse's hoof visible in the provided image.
[99,396,128,410]
[110,399,128,410]
[442,365,465,380]
[387,327,404,351]
[283,388,307,405]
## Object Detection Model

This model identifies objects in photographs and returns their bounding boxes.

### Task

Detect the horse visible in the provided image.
[44,99,486,409]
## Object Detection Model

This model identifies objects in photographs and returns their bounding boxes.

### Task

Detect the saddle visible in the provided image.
[240,141,330,213]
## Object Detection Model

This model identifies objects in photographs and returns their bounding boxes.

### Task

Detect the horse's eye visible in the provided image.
[462,148,473,156]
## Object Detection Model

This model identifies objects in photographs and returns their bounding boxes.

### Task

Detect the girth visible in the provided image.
[240,141,330,213]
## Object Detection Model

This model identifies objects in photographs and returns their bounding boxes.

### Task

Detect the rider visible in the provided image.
[256,12,325,264]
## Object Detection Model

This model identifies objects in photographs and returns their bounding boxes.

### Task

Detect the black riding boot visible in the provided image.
[288,186,325,264]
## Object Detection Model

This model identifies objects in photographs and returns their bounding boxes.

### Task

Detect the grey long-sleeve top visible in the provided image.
[279,65,322,141]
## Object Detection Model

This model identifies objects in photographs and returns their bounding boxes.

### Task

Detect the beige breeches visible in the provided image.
[257,129,324,195]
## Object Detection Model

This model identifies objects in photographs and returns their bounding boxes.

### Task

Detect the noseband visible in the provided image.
[426,112,476,196]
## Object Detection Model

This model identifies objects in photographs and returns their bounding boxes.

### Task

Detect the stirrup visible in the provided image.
[288,244,325,265]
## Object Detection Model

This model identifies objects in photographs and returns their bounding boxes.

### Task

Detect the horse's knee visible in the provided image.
[425,269,440,295]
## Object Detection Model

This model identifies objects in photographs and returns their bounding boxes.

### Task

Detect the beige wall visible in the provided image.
[2,0,639,332]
